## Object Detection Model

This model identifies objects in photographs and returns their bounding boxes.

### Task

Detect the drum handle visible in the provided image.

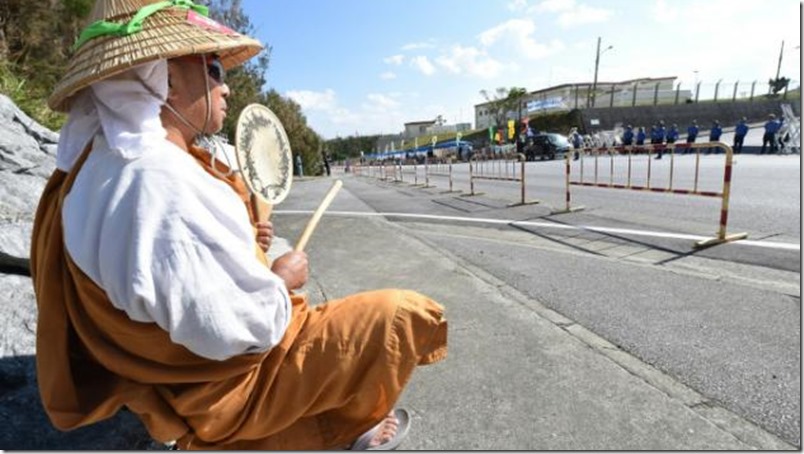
[252,194,272,224]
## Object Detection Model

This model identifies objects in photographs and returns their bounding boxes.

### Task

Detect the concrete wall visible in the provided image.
[579,99,801,133]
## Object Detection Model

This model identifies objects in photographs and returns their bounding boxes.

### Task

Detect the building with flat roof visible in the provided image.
[403,120,437,137]
[475,76,691,129]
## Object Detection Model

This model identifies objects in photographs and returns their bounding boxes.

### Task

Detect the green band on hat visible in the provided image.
[73,0,209,51]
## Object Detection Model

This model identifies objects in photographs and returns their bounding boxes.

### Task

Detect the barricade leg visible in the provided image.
[507,158,539,206]
[421,157,435,189]
[695,143,748,248]
[438,161,461,193]
[462,159,484,197]
[551,149,584,214]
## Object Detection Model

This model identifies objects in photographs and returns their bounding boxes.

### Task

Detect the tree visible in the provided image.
[325,135,381,161]
[203,0,328,174]
[479,86,528,142]
[261,89,324,175]
[507,87,528,122]
[202,0,272,142]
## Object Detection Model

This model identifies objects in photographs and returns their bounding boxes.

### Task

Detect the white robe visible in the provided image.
[62,134,292,361]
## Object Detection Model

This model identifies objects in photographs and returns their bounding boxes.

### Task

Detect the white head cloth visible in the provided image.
[55,60,169,171]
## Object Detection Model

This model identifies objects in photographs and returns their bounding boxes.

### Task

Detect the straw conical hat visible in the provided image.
[48,0,263,112]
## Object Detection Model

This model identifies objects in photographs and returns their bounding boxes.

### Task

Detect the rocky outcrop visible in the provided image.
[0,95,160,449]
[0,95,58,275]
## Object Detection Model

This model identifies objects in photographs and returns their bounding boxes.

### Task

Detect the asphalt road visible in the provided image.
[415,153,800,242]
[298,154,801,446]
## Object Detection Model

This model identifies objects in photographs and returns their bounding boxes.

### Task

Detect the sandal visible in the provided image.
[349,408,411,450]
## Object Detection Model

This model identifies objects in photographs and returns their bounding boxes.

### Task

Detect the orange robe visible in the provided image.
[30,144,447,449]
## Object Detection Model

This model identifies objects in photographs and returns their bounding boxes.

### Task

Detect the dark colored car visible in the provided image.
[524,133,571,161]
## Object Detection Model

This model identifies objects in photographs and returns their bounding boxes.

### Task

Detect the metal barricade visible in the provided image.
[562,142,747,248]
[399,163,421,186]
[467,154,537,206]
[381,162,402,182]
[424,157,459,193]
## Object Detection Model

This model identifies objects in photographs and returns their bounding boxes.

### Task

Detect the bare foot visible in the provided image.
[368,411,399,448]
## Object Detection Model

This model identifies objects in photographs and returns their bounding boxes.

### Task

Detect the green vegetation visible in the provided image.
[479,86,528,130]
[260,89,323,174]
[0,59,66,131]
[0,0,91,130]
[326,135,382,161]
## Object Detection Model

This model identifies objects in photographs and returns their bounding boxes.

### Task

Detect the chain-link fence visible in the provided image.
[561,79,801,110]
[688,79,801,104]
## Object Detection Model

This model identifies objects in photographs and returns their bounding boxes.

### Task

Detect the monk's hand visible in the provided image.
[256,221,274,252]
[271,251,309,290]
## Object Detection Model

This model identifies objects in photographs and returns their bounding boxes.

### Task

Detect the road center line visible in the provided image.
[274,210,800,252]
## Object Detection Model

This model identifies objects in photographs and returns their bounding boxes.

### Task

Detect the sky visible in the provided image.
[242,0,802,139]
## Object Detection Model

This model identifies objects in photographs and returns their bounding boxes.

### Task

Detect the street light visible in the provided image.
[591,37,613,108]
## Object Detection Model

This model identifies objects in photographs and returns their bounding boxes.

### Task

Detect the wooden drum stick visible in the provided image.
[294,180,343,251]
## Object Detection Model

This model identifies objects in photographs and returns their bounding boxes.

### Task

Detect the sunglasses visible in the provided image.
[206,57,225,84]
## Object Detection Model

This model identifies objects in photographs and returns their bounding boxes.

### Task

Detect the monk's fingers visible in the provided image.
[256,226,274,238]
[257,237,272,252]
[256,220,273,231]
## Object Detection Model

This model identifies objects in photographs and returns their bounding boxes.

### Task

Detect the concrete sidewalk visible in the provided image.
[272,175,795,450]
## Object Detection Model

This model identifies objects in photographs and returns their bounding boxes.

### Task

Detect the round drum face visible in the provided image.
[235,104,293,205]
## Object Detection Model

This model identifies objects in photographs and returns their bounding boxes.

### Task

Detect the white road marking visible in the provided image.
[274,210,800,251]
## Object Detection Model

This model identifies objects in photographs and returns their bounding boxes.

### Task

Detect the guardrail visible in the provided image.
[561,142,747,248]
[467,154,538,206]
[381,163,402,182]
[423,157,459,192]
[399,163,421,185]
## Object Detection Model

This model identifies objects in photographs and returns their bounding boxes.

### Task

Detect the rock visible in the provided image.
[0,94,59,145]
[0,94,56,227]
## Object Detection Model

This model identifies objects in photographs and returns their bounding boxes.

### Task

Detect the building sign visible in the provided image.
[526,97,566,112]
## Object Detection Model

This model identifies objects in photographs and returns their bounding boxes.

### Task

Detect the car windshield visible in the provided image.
[550,134,570,146]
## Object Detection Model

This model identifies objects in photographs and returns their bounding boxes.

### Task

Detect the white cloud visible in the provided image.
[327,107,365,128]
[365,93,400,110]
[435,45,505,78]
[532,0,575,13]
[656,0,751,30]
[380,71,397,80]
[507,0,528,12]
[524,0,612,27]
[411,56,436,75]
[556,4,613,27]
[285,89,337,111]
[478,20,516,47]
[384,54,405,65]
[284,92,362,131]
[651,0,678,23]
[401,41,435,51]
[478,19,564,60]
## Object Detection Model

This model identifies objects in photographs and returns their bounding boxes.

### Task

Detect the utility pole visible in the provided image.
[591,37,601,108]
[775,40,785,81]
[590,37,612,108]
